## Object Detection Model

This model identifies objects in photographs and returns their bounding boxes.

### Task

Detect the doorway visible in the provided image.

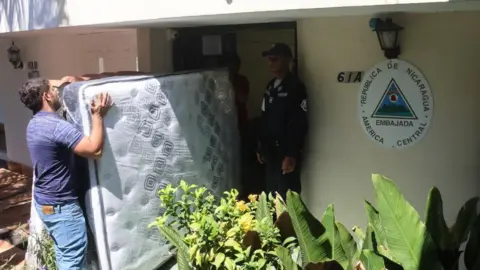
[172,22,297,118]
[171,22,297,197]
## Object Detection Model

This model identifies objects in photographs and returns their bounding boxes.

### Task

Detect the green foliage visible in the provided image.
[151,180,286,269]
[275,246,300,270]
[321,205,352,269]
[425,187,479,270]
[278,174,477,270]
[358,250,385,270]
[286,191,332,267]
[38,230,57,270]
[24,229,57,270]
[153,175,479,270]
[371,174,440,270]
[464,214,480,270]
[336,222,357,266]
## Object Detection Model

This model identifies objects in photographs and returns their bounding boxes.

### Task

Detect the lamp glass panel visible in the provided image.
[8,52,18,62]
[379,31,398,49]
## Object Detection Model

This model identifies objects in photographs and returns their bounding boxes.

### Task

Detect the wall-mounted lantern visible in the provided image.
[7,42,23,69]
[370,18,404,59]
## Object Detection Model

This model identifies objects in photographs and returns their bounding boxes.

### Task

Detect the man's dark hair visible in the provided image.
[18,78,49,113]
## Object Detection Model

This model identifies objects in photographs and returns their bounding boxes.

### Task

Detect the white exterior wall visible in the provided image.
[297,11,480,232]
[0,30,139,166]
[3,0,480,33]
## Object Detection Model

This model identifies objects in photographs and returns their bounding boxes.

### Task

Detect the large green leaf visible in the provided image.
[275,193,288,219]
[353,226,365,246]
[359,249,386,270]
[372,174,440,270]
[465,214,480,270]
[364,200,395,262]
[276,246,301,270]
[425,187,451,250]
[425,187,466,269]
[286,191,332,266]
[321,205,350,269]
[336,221,358,268]
[363,224,374,251]
[352,225,372,263]
[450,197,479,248]
[256,192,273,226]
[364,201,404,269]
[156,225,191,270]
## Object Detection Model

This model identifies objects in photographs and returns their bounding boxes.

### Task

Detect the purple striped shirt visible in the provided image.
[26,111,84,205]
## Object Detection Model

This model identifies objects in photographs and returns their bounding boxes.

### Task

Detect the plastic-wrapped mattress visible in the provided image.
[27,70,240,270]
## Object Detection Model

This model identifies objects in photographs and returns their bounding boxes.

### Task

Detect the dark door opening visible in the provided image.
[172,22,297,73]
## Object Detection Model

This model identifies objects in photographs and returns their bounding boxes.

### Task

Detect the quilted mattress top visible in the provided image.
[61,70,240,270]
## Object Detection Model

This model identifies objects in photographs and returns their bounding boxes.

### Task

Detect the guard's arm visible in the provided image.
[285,83,308,159]
[256,97,266,155]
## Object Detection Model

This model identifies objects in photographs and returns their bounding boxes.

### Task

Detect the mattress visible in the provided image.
[26,70,240,270]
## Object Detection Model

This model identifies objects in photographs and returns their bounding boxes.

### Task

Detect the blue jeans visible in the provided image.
[35,200,88,270]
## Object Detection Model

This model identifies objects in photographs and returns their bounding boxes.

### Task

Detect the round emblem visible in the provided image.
[358,59,433,149]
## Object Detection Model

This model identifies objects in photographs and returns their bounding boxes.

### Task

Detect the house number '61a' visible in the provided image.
[337,71,363,83]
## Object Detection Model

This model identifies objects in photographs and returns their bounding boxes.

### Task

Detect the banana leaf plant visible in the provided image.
[274,190,386,270]
[278,174,447,270]
[424,187,479,270]
[464,213,480,270]
[280,174,479,270]
[365,174,442,270]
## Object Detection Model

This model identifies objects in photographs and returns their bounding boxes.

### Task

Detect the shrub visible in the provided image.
[150,180,297,269]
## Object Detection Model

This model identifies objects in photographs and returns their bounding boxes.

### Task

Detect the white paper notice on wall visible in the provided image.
[358,59,434,149]
[202,35,222,56]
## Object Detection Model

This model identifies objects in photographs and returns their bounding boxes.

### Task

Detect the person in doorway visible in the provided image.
[228,53,250,138]
[227,53,252,199]
[256,43,308,200]
[19,77,112,270]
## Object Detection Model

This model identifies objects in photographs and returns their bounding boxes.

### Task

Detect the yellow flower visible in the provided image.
[236,200,248,212]
[248,194,258,203]
[238,213,254,233]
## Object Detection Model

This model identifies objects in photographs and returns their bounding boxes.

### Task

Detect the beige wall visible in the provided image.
[297,11,480,232]
[149,29,174,74]
[136,28,174,74]
[0,30,139,166]
[236,28,295,118]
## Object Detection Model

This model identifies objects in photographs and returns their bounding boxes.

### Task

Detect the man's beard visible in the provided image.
[51,99,64,115]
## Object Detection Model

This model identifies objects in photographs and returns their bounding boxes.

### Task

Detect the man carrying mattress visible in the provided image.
[19,76,112,270]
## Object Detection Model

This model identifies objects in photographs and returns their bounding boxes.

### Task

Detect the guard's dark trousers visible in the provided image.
[263,146,302,200]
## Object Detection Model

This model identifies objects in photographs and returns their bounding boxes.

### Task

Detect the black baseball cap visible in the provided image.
[262,43,293,58]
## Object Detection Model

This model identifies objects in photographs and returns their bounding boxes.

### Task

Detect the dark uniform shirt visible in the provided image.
[259,72,308,158]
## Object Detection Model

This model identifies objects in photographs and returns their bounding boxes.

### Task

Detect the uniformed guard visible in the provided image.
[256,43,308,200]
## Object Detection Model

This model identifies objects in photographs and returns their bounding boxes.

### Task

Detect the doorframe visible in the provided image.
[173,21,296,36]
